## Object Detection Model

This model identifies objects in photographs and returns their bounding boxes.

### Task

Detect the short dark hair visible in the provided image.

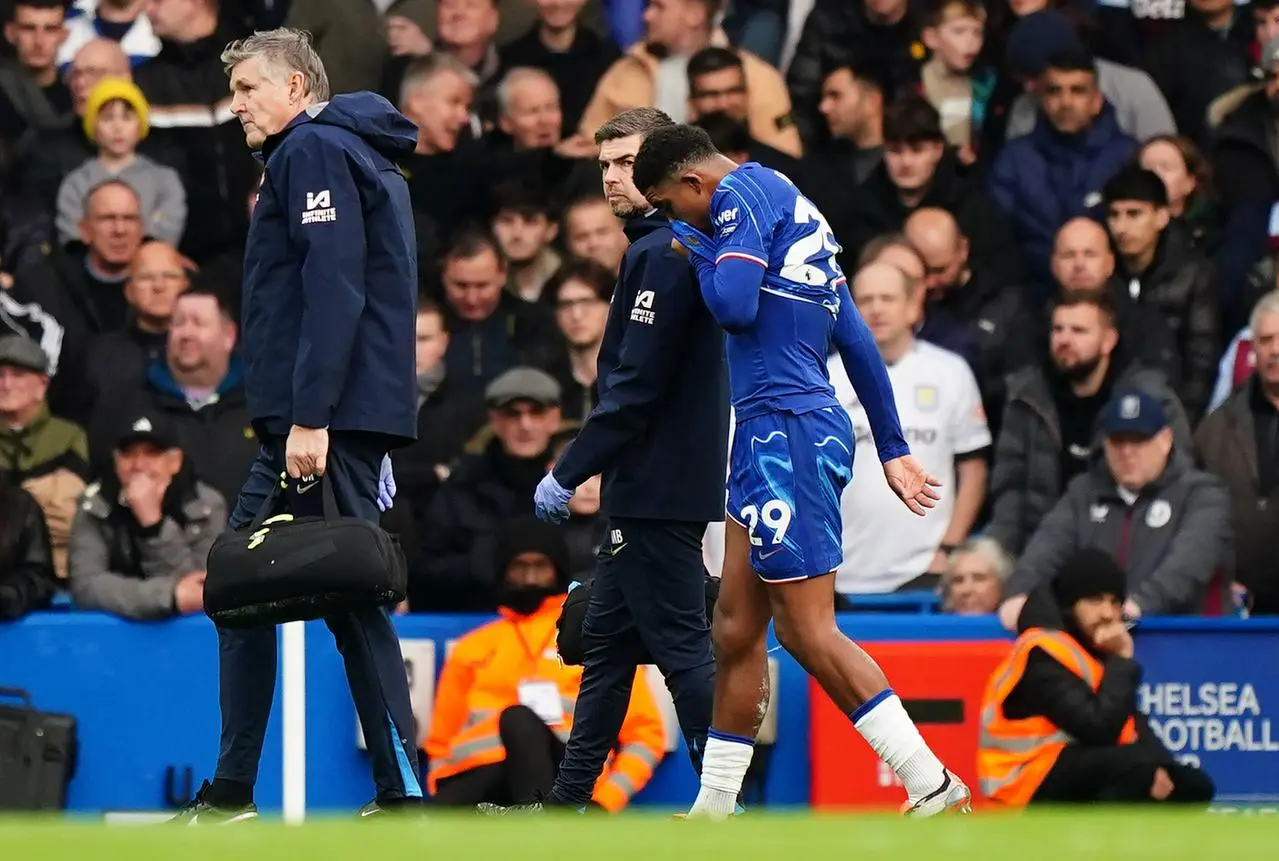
[562,191,610,222]
[691,112,751,156]
[822,58,886,94]
[922,0,986,28]
[632,123,719,195]
[12,0,66,18]
[442,227,506,268]
[417,294,444,319]
[1043,47,1097,78]
[176,284,234,323]
[492,179,553,220]
[547,257,615,303]
[688,47,744,87]
[594,107,675,145]
[1053,287,1116,329]
[857,232,916,270]
[1103,166,1168,209]
[882,95,944,146]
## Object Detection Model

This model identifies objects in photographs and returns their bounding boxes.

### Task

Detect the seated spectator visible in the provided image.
[578,0,796,155]
[989,48,1138,295]
[0,0,74,143]
[1196,291,1279,615]
[133,0,256,263]
[831,262,991,597]
[486,67,598,197]
[941,537,1011,616]
[986,290,1192,557]
[811,60,884,191]
[386,297,487,572]
[68,410,225,620]
[1103,166,1218,418]
[57,0,160,70]
[1137,135,1223,255]
[56,77,186,247]
[785,0,927,147]
[547,257,611,422]
[978,550,1215,807]
[838,95,1020,284]
[426,516,663,809]
[918,0,995,165]
[438,228,563,391]
[74,239,188,424]
[904,208,1031,438]
[1002,390,1231,620]
[548,430,603,580]
[434,0,503,123]
[498,0,621,136]
[0,335,91,579]
[87,285,255,510]
[560,193,629,275]
[414,368,564,612]
[1002,10,1175,143]
[0,472,56,622]
[490,179,562,303]
[685,46,802,159]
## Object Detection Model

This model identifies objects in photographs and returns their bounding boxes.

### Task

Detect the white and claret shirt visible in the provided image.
[828,339,991,594]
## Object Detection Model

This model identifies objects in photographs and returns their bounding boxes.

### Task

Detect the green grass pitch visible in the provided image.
[1,809,1273,861]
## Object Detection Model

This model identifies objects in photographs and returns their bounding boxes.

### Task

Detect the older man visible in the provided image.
[174,28,422,823]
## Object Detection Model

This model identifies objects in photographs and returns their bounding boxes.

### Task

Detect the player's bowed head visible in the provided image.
[633,123,737,234]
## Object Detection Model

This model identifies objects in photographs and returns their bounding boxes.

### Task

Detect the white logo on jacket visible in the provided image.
[301,189,336,224]
[1146,500,1171,528]
[631,290,655,325]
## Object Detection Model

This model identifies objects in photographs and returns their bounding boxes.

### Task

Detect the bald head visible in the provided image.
[904,208,970,293]
[126,241,189,330]
[853,262,916,354]
[1052,217,1115,291]
[69,38,130,114]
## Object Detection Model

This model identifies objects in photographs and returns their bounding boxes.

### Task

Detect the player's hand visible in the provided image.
[286,425,329,479]
[174,571,206,615]
[670,238,690,258]
[376,454,396,512]
[533,473,574,524]
[882,455,941,516]
[998,593,1028,631]
[1150,767,1174,801]
[1092,620,1135,659]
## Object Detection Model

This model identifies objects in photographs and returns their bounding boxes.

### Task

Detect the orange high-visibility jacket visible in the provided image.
[977,627,1139,806]
[425,594,665,811]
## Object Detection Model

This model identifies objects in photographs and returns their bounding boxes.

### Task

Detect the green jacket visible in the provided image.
[0,403,89,478]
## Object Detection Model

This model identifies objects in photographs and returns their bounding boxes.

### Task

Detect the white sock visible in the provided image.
[852,689,946,802]
[687,732,752,820]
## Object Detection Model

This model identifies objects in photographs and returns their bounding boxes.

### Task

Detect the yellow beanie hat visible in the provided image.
[83,78,150,142]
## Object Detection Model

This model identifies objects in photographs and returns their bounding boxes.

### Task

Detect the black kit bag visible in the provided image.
[0,688,78,810]
[204,477,407,628]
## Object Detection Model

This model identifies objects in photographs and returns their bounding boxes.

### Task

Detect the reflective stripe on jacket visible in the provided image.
[977,628,1138,806]
[425,593,665,810]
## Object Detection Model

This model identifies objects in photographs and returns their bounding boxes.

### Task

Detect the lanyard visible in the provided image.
[509,618,557,667]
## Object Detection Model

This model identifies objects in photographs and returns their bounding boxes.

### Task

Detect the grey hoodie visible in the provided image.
[1006,58,1177,143]
[56,154,187,246]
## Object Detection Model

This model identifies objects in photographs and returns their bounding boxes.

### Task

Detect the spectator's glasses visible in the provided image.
[556,297,605,314]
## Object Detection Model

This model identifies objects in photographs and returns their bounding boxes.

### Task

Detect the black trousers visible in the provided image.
[1032,743,1216,805]
[213,432,422,801]
[550,517,715,807]
[432,706,564,806]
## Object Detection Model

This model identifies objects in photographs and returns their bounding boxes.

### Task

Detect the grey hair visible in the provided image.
[221,28,330,102]
[1250,289,1279,335]
[496,67,558,118]
[594,107,674,145]
[946,537,1015,582]
[400,54,478,107]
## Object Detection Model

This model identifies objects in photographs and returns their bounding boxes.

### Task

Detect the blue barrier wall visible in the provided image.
[1,613,1276,812]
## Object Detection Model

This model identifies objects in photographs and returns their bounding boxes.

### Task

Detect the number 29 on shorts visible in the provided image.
[740,499,793,546]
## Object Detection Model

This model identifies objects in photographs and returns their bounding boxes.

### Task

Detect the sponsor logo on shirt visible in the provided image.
[631,290,655,325]
[301,189,336,224]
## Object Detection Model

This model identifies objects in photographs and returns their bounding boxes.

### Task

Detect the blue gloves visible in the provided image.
[533,473,574,524]
[376,454,396,512]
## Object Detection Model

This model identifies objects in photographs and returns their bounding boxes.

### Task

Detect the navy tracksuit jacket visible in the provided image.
[548,214,729,806]
[215,93,423,802]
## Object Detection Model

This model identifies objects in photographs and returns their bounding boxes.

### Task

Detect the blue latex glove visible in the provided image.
[670,219,717,264]
[376,454,396,512]
[533,473,574,524]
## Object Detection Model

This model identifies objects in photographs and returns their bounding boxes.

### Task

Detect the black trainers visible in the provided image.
[358,797,424,819]
[169,780,259,825]
[475,801,545,816]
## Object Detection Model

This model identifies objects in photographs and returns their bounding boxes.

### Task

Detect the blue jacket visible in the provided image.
[242,92,419,443]
[553,215,729,523]
[988,103,1137,300]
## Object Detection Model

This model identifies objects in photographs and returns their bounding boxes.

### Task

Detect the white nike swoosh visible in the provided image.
[360,807,380,817]
[297,481,319,494]
[611,543,627,556]
[759,547,784,560]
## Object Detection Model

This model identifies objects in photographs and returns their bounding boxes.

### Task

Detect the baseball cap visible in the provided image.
[0,335,49,374]
[1100,390,1166,439]
[114,412,178,451]
[485,367,561,409]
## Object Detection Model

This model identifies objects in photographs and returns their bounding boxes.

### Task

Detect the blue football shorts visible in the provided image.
[726,406,853,582]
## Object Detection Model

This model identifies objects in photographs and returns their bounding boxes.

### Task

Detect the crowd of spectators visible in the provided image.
[2,0,1279,637]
